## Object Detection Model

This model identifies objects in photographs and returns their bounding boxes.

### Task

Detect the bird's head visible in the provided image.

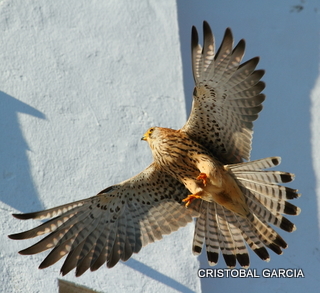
[141,127,157,142]
[141,126,174,151]
[141,127,161,152]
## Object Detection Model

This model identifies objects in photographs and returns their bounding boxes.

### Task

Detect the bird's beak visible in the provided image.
[141,133,147,141]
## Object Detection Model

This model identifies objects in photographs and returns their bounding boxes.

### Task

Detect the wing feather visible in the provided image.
[9,163,199,275]
[182,21,265,163]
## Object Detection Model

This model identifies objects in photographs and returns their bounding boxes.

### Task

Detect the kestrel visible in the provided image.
[9,22,300,276]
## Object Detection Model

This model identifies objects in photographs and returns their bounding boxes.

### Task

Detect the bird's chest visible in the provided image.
[161,151,200,180]
[161,150,216,190]
[154,134,221,189]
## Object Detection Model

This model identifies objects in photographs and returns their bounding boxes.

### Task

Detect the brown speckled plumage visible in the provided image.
[9,22,300,275]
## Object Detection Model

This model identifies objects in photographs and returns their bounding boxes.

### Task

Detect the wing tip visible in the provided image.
[12,213,35,220]
[222,27,233,44]
[233,38,246,55]
[239,56,260,70]
[225,27,232,35]
[202,21,212,40]
[8,233,22,240]
[18,249,31,255]
[191,25,199,48]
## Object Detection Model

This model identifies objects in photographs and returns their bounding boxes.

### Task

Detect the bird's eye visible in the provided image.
[149,127,155,134]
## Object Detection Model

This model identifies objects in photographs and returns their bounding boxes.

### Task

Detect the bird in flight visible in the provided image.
[9,21,300,277]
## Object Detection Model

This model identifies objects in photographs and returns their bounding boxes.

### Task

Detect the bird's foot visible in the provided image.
[196,173,208,186]
[182,194,202,207]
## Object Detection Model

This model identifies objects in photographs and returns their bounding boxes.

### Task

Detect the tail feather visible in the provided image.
[246,185,300,215]
[234,216,270,262]
[193,156,300,268]
[242,186,297,232]
[222,208,250,267]
[204,202,220,265]
[240,179,299,201]
[216,204,237,267]
[247,213,287,252]
[247,195,296,232]
[235,171,294,185]
[191,200,221,266]
[228,156,281,171]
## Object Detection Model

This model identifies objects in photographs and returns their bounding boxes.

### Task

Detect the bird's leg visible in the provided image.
[196,172,208,186]
[182,193,202,207]
[182,173,208,207]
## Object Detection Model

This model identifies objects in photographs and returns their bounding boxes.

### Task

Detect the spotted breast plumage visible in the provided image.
[9,21,300,276]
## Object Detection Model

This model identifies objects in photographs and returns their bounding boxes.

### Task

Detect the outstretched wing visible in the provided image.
[9,163,198,276]
[190,157,300,268]
[181,21,265,164]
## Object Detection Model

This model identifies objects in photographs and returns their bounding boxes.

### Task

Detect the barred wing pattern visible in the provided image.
[190,157,300,267]
[9,163,198,276]
[182,21,265,164]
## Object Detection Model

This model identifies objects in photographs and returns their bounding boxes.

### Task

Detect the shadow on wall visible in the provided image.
[0,90,195,292]
[177,1,319,292]
[0,91,45,212]
[123,258,195,293]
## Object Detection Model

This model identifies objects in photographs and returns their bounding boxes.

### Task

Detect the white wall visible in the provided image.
[178,0,320,292]
[0,1,200,292]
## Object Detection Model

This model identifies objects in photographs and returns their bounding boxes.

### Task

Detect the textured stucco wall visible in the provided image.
[0,1,200,292]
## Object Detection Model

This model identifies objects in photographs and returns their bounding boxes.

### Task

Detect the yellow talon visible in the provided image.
[182,194,202,207]
[196,173,208,186]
